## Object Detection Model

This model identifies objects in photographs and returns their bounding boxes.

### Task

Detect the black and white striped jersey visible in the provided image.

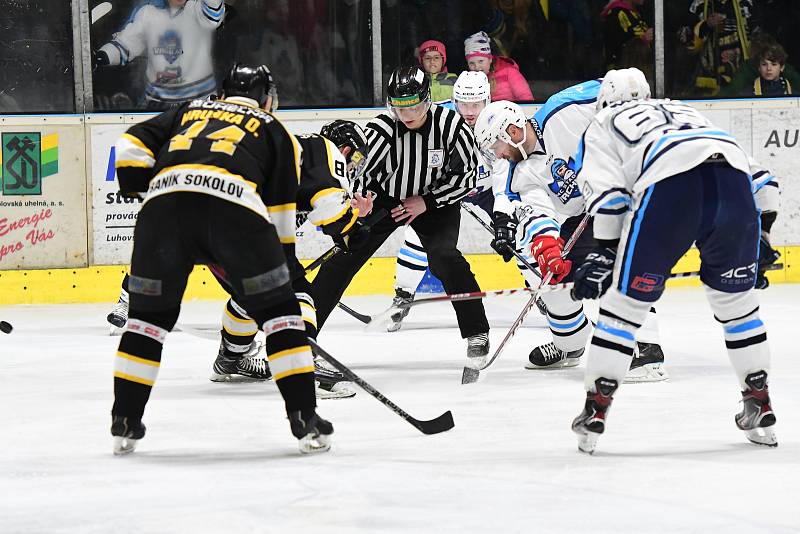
[360,104,478,209]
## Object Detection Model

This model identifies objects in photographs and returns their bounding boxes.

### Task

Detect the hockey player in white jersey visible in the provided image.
[386,71,520,335]
[569,80,779,453]
[94,0,225,109]
[474,70,668,382]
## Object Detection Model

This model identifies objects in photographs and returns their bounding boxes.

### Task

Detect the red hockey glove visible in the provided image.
[531,235,572,283]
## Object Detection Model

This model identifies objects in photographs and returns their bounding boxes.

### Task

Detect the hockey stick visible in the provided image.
[460,202,543,278]
[91,2,112,24]
[462,213,591,383]
[307,338,455,435]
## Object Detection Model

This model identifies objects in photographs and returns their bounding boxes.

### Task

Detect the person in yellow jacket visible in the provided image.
[417,39,458,103]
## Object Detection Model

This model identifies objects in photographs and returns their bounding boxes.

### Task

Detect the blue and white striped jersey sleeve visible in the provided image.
[491,158,520,216]
[749,156,780,214]
[193,0,225,28]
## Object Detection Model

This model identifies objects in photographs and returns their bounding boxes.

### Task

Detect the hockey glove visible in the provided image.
[491,212,517,262]
[532,235,572,283]
[572,247,617,300]
[755,234,781,290]
[335,219,371,253]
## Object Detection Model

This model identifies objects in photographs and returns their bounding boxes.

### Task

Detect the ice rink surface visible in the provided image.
[1,286,799,533]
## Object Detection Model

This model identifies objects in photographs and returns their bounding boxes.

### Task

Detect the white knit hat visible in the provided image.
[464,31,493,60]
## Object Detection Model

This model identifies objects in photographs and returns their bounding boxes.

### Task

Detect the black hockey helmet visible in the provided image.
[221,62,278,111]
[320,120,369,181]
[386,65,431,110]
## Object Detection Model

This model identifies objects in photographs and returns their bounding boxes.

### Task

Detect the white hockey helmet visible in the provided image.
[596,67,651,111]
[452,71,491,106]
[474,100,530,160]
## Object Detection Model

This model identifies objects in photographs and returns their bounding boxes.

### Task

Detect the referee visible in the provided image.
[311,65,490,361]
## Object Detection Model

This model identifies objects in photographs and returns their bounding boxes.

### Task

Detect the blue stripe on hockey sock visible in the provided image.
[399,248,427,262]
[725,319,764,335]
[595,321,635,341]
[548,313,586,331]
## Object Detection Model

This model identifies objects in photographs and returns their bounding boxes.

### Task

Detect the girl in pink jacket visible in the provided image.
[464,31,533,102]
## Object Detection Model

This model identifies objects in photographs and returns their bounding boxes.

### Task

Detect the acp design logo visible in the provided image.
[0,133,59,196]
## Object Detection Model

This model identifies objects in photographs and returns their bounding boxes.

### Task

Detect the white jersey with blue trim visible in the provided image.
[99,0,225,104]
[576,98,754,240]
[507,80,601,221]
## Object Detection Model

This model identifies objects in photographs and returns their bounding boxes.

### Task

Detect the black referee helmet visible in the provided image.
[386,65,431,109]
[221,62,278,111]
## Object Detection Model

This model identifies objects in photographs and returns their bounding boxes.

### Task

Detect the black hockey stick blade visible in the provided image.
[307,338,455,435]
[336,302,372,324]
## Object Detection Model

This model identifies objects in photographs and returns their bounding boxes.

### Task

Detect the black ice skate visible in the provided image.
[625,342,669,383]
[571,377,618,454]
[209,336,270,382]
[526,342,584,369]
[735,371,778,447]
[288,408,333,454]
[106,289,129,333]
[314,356,356,399]
[111,415,146,455]
[387,288,414,332]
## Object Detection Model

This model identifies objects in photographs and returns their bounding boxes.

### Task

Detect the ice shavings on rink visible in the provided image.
[1,286,799,533]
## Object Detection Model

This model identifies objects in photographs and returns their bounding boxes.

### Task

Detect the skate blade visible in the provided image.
[298,433,331,454]
[624,363,670,383]
[316,382,356,400]
[744,427,778,447]
[461,366,480,384]
[525,358,582,370]
[109,325,124,336]
[113,436,139,455]
[209,372,271,383]
[575,431,600,454]
[387,321,402,333]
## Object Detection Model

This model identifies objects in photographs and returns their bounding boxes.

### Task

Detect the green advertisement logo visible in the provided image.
[1,132,59,196]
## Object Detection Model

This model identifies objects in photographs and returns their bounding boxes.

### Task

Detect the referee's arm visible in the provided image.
[357,118,396,209]
[422,118,478,210]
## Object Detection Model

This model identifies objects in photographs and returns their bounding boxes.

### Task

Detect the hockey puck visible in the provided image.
[0,321,13,334]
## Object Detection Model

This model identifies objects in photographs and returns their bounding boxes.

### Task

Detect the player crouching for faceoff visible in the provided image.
[569,74,779,453]
[474,70,668,382]
[210,118,372,400]
[110,63,335,455]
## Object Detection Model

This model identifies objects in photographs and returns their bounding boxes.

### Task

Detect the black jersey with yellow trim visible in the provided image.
[115,96,301,244]
[295,134,358,239]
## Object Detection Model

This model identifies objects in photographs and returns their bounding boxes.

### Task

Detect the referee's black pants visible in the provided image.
[312,202,490,338]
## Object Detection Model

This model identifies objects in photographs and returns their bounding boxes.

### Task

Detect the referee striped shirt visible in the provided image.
[360,104,478,209]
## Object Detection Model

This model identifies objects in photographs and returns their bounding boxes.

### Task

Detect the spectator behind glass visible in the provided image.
[687,0,757,95]
[601,0,654,82]
[418,39,458,103]
[94,0,225,110]
[464,31,533,102]
[744,42,795,96]
[722,34,800,96]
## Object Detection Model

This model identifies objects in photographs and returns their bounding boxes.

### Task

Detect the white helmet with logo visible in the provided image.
[474,100,530,159]
[452,71,491,106]
[596,67,651,111]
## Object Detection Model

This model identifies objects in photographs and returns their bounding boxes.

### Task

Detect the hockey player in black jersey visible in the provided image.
[110,63,333,455]
[210,119,372,399]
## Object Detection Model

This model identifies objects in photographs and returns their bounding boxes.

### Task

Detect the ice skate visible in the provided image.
[111,415,145,455]
[461,333,490,382]
[106,289,129,334]
[314,356,356,399]
[387,288,414,332]
[625,342,669,383]
[288,408,333,454]
[209,337,270,382]
[736,371,778,447]
[526,342,583,369]
[571,377,618,454]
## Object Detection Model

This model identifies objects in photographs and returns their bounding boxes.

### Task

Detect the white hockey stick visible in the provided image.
[91,2,112,24]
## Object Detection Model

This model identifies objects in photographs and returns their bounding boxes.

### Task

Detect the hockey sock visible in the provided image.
[221,298,258,352]
[706,288,770,390]
[541,290,590,352]
[252,300,316,413]
[395,228,428,293]
[295,291,318,339]
[636,307,661,345]
[112,309,177,419]
[584,289,650,390]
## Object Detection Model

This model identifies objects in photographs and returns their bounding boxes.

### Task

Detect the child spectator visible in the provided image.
[745,42,794,96]
[417,39,458,103]
[464,31,533,102]
[722,34,800,96]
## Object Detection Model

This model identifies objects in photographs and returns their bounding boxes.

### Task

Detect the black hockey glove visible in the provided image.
[572,247,617,300]
[92,49,110,71]
[491,212,517,262]
[335,219,370,253]
[755,234,781,290]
